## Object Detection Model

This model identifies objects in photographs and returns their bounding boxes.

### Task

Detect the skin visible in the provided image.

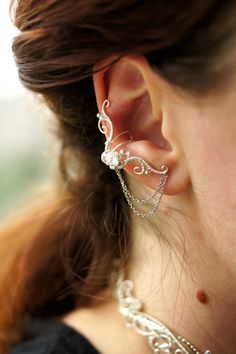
[62,54,236,354]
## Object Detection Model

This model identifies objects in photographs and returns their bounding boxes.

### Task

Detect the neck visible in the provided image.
[123,194,236,354]
[62,193,236,354]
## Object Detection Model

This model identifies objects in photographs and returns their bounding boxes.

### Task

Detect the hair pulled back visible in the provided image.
[1,0,236,353]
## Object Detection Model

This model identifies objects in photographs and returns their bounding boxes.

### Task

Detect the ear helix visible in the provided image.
[97,99,168,218]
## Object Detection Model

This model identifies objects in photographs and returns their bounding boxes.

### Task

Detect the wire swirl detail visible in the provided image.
[97,99,168,176]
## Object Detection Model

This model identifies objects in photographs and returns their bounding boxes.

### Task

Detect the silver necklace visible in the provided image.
[116,276,211,354]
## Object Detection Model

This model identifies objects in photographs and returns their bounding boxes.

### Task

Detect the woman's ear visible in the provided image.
[93,55,191,196]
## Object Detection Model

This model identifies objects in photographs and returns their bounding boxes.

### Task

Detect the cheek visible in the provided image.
[179,102,236,224]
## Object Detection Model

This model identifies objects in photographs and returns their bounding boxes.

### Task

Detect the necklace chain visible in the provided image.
[115,277,211,354]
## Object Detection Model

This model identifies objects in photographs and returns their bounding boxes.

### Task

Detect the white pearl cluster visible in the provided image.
[101,149,130,170]
[101,150,121,169]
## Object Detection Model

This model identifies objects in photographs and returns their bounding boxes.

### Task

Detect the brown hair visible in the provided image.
[1,0,236,352]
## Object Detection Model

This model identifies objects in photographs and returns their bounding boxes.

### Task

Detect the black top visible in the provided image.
[9,317,100,354]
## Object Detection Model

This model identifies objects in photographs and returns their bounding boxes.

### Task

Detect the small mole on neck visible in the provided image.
[196,289,208,304]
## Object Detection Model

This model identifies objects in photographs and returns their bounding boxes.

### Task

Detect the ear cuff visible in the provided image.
[97,99,168,218]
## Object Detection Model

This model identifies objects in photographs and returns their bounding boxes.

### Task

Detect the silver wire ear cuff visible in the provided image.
[97,99,168,218]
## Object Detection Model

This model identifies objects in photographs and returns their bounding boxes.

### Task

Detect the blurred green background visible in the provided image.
[0,2,54,223]
[0,94,52,222]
